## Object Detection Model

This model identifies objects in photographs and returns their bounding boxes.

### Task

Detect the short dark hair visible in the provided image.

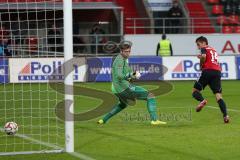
[162,34,166,40]
[196,36,208,45]
[119,41,132,50]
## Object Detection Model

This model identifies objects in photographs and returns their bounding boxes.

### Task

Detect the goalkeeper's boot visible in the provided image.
[224,115,230,124]
[151,120,167,125]
[196,99,207,112]
[97,119,105,124]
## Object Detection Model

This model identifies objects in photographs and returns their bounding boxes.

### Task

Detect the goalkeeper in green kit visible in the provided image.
[98,41,166,125]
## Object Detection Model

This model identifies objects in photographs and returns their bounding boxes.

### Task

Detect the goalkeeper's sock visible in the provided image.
[192,91,204,102]
[147,98,158,121]
[217,99,227,117]
[102,103,126,123]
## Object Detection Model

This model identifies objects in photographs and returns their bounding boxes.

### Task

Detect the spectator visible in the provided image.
[0,39,12,57]
[48,24,62,53]
[156,34,173,56]
[167,1,183,33]
[0,27,12,57]
[73,36,86,54]
[89,23,106,54]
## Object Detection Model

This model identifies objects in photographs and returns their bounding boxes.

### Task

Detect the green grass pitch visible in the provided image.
[0,80,239,160]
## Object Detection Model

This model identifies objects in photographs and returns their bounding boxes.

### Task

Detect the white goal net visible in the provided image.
[0,0,67,155]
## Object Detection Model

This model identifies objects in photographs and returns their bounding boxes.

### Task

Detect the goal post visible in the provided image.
[63,0,74,153]
[0,0,74,155]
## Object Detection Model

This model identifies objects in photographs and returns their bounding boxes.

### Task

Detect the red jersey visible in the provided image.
[201,46,221,71]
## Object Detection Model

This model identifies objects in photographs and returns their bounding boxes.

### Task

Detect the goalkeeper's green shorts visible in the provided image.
[115,85,149,106]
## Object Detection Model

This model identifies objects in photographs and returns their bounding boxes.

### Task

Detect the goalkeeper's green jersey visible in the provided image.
[111,54,132,93]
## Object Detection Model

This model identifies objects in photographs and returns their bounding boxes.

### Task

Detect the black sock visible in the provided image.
[217,99,227,117]
[192,91,204,102]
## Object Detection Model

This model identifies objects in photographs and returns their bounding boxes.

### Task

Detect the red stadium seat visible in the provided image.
[5,0,18,2]
[217,15,229,25]
[212,5,224,15]
[228,15,239,25]
[208,0,219,4]
[79,0,93,2]
[79,0,113,2]
[98,0,107,1]
[234,26,240,33]
[222,26,233,33]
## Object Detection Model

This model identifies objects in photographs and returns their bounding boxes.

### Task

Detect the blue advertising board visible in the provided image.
[0,58,9,83]
[87,56,163,82]
[87,57,112,82]
[129,56,163,81]
[237,56,240,80]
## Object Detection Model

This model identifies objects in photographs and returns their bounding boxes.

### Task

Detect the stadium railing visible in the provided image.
[126,17,232,34]
[4,34,122,57]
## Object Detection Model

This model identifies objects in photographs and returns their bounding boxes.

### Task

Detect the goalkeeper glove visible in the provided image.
[132,71,141,79]
[126,71,141,82]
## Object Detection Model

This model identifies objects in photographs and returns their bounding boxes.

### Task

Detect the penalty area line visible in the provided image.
[0,128,95,160]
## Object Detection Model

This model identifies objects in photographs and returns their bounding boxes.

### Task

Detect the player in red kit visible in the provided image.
[192,36,229,123]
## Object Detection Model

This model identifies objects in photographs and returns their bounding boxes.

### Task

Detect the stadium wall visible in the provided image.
[124,34,240,56]
[1,55,239,84]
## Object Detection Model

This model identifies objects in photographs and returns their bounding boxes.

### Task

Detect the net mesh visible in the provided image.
[0,0,64,154]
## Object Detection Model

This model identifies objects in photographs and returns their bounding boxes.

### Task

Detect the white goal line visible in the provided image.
[0,128,95,160]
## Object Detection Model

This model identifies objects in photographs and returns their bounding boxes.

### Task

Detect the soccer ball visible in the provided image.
[4,122,18,135]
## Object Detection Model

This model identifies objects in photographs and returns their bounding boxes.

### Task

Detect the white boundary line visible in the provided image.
[162,107,191,109]
[162,106,240,113]
[0,128,95,160]
[69,152,96,160]
[0,150,63,156]
[206,105,240,113]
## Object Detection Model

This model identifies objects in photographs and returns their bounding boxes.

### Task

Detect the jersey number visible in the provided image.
[210,50,218,63]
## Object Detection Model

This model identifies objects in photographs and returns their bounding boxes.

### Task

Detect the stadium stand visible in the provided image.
[207,0,219,5]
[211,4,224,15]
[185,1,215,33]
[1,0,239,56]
[234,25,240,33]
[217,15,229,25]
[0,0,123,56]
[115,0,147,34]
[205,0,240,33]
[149,0,240,34]
[222,25,234,33]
